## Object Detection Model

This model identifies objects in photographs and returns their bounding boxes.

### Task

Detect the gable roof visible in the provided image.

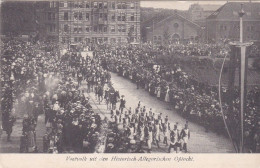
[207,2,260,21]
[155,12,201,29]
[200,4,222,11]
[141,9,190,30]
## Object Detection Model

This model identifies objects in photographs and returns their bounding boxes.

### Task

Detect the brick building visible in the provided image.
[145,11,202,45]
[36,1,140,44]
[206,2,260,42]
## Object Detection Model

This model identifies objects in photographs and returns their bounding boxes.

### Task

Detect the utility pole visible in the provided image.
[152,20,154,50]
[238,3,245,153]
[228,4,253,153]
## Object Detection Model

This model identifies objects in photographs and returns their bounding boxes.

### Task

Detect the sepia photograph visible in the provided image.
[0,0,259,157]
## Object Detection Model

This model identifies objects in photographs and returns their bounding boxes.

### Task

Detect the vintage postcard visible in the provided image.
[0,0,259,167]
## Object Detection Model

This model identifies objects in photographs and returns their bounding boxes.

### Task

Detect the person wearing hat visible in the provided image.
[180,124,190,153]
[119,95,126,114]
[168,124,179,153]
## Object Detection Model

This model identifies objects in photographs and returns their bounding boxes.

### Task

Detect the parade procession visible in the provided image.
[0,1,260,154]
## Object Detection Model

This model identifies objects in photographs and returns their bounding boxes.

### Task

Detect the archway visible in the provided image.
[172,33,180,43]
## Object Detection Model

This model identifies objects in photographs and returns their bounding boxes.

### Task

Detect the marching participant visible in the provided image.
[180,124,190,153]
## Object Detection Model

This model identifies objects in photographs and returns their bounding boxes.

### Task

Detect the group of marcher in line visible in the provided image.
[96,44,259,153]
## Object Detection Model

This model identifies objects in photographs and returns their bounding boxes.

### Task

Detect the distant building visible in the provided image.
[206,2,260,42]
[145,12,202,44]
[188,3,221,25]
[36,1,141,44]
[1,1,37,36]
[35,1,59,41]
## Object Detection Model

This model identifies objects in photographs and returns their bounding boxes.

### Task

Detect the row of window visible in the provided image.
[220,25,256,31]
[59,1,136,9]
[62,37,131,43]
[48,24,56,32]
[153,36,162,41]
[63,12,136,21]
[63,24,136,33]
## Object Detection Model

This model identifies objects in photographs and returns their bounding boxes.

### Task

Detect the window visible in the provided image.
[122,2,126,9]
[104,13,108,21]
[74,12,78,20]
[121,25,126,32]
[130,2,135,9]
[79,12,82,20]
[118,25,121,32]
[74,27,78,32]
[86,2,90,8]
[174,23,179,28]
[104,2,107,9]
[79,2,83,8]
[48,12,52,20]
[78,27,82,33]
[78,37,82,42]
[111,13,116,21]
[104,26,107,33]
[94,26,98,32]
[118,13,126,21]
[74,2,79,8]
[117,3,121,9]
[49,24,56,32]
[86,27,90,32]
[52,13,55,20]
[86,13,89,21]
[117,14,121,21]
[93,2,98,8]
[64,12,68,20]
[104,37,108,42]
[60,2,64,7]
[111,2,115,9]
[74,37,77,42]
[130,13,135,21]
[99,25,103,32]
[64,2,67,7]
[111,25,115,32]
[122,13,126,21]
[99,2,103,9]
[64,24,69,32]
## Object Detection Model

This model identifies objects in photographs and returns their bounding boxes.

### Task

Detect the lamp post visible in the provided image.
[229,4,253,153]
[238,4,245,153]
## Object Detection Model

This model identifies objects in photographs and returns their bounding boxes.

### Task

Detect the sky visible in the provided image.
[140,1,250,10]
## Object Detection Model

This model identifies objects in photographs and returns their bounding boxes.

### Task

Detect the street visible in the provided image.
[0,72,235,153]
[107,73,235,153]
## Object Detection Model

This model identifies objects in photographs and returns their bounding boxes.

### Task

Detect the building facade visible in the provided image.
[188,4,221,24]
[36,1,140,44]
[206,2,260,42]
[145,12,202,45]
